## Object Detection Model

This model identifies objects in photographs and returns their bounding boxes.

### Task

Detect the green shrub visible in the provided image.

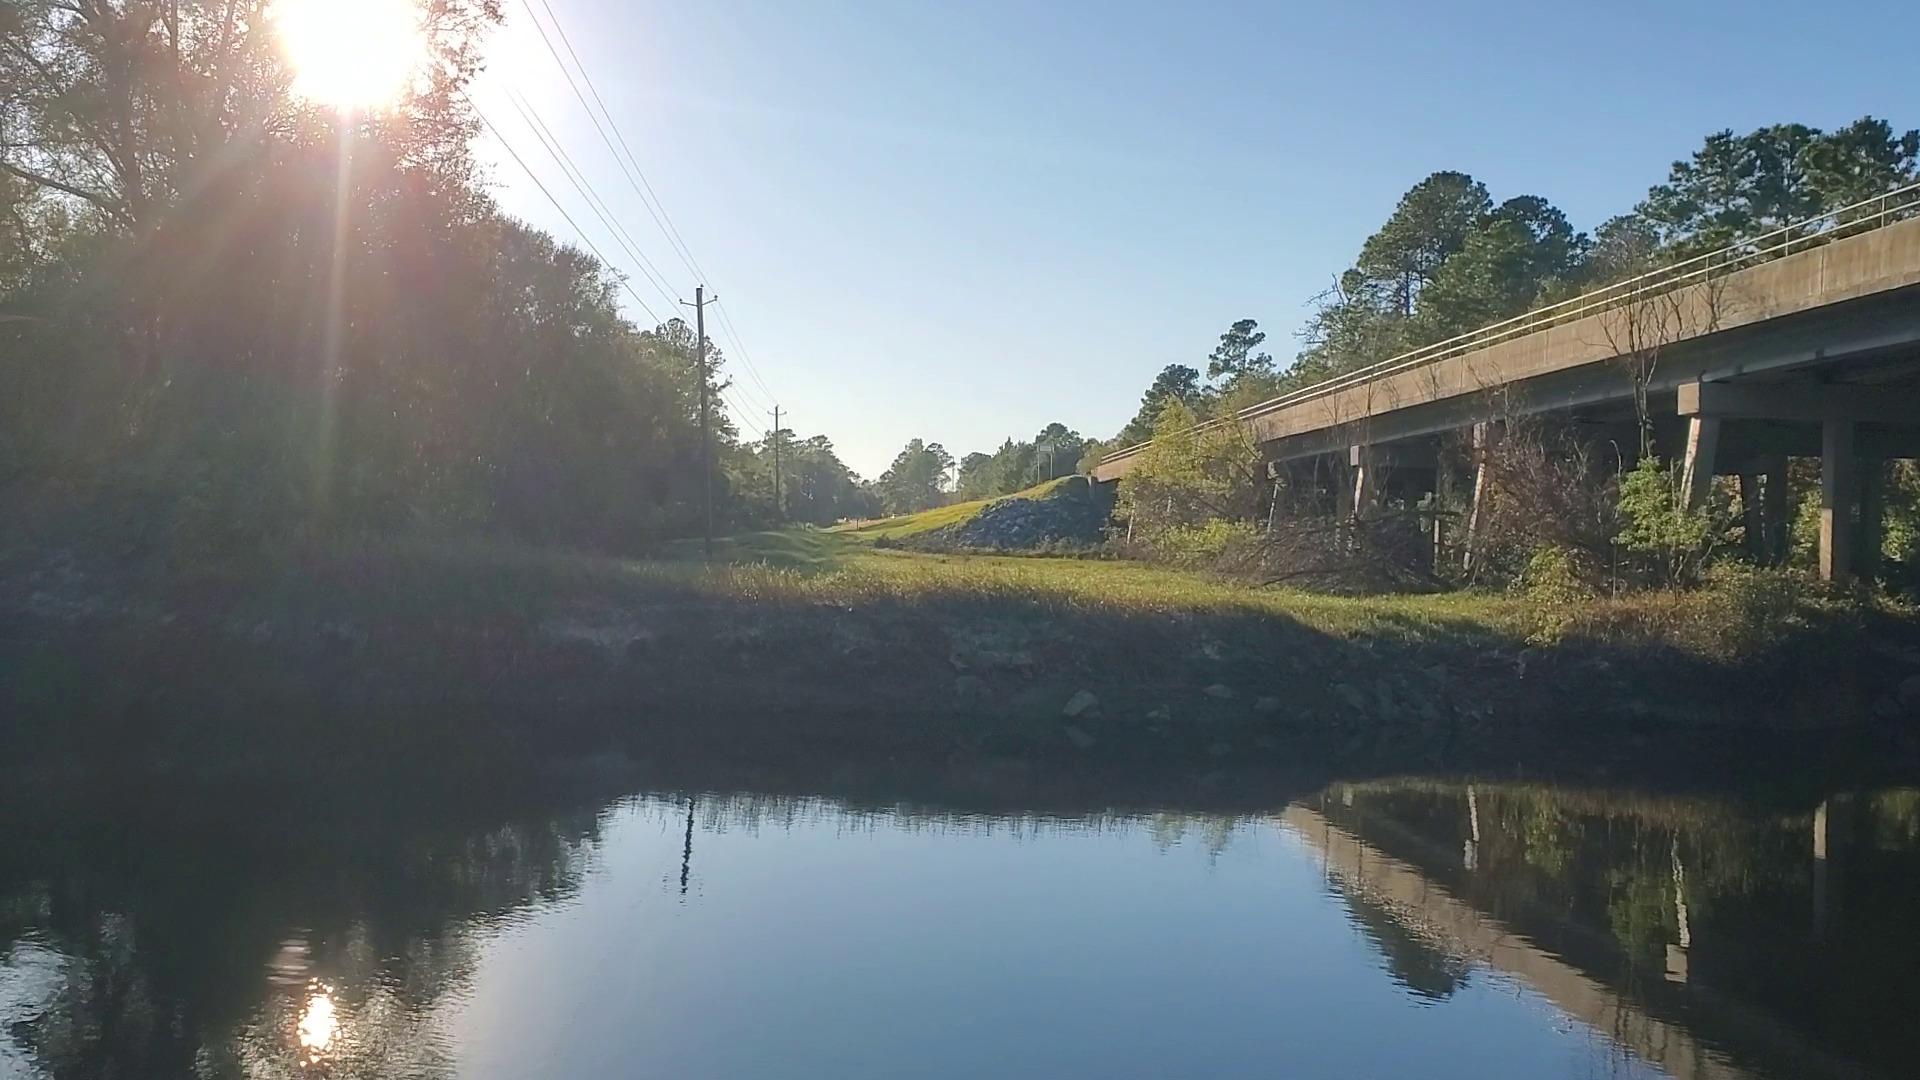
[1881,462,1920,589]
[1515,543,1596,641]
[1787,461,1920,588]
[1704,564,1818,653]
[1518,544,1595,606]
[1132,518,1262,570]
[1614,458,1723,586]
[1114,389,1265,546]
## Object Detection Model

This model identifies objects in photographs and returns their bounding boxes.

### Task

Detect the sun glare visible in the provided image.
[275,0,427,110]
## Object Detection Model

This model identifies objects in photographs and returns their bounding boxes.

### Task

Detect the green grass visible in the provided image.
[661,529,851,569]
[831,476,1078,542]
[242,528,1519,643]
[162,516,1891,666]
[531,537,1533,643]
[647,542,1875,659]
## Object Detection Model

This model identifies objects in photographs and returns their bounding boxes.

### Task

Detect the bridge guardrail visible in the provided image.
[1100,180,1920,467]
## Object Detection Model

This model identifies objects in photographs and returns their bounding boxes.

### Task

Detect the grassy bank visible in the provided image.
[4,528,1919,791]
[638,529,1891,664]
[829,476,1106,551]
[828,477,1086,542]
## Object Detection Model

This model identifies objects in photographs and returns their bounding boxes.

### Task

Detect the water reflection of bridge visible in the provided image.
[1280,788,1900,1080]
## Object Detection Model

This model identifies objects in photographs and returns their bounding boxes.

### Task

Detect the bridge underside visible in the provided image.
[1259,286,1920,582]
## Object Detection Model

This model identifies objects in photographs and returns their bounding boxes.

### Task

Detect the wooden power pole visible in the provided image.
[682,286,715,557]
[771,405,783,523]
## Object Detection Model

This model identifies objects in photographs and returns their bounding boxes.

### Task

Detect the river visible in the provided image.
[1,777,1914,1078]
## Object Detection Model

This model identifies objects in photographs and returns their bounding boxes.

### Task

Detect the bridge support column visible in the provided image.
[1677,383,1896,582]
[1680,417,1721,511]
[1821,419,1855,583]
[1348,446,1377,517]
[1762,459,1790,566]
[1462,423,1490,576]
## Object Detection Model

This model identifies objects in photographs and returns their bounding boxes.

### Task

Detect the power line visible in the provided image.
[698,319,775,413]
[711,299,780,408]
[669,311,772,414]
[465,95,663,325]
[498,91,778,417]
[694,308,775,413]
[516,0,784,406]
[722,388,766,439]
[500,86,682,314]
[474,93,771,448]
[519,0,706,282]
[505,84,679,311]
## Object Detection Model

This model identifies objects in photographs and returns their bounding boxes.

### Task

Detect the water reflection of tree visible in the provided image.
[1604,835,1682,967]
[1870,789,1920,849]
[666,792,1254,847]
[0,788,607,1079]
[4,788,1283,1077]
[1146,813,1241,857]
[6,911,178,1077]
[1510,793,1584,884]
[210,922,482,1079]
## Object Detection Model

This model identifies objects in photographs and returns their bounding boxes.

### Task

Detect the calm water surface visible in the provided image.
[2,780,1915,1078]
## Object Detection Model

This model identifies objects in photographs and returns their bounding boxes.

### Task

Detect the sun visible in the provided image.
[275,0,428,110]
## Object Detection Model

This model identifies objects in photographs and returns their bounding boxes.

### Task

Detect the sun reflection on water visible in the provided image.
[296,983,338,1065]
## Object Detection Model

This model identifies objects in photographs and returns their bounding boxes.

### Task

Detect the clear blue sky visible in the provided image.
[469,0,1918,479]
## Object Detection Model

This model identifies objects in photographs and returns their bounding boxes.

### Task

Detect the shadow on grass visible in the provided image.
[657,529,859,571]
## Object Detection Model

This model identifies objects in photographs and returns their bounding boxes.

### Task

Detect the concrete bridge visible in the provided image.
[1093,186,1920,581]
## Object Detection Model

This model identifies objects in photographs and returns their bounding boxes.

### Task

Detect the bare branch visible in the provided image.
[0,158,129,224]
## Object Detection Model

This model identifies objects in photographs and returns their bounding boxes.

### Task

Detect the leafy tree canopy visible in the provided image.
[0,0,776,554]
[1205,319,1273,382]
[876,439,955,514]
[953,423,1087,500]
[1116,364,1202,448]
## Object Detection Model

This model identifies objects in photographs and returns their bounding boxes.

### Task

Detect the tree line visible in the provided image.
[1098,117,1919,457]
[0,0,879,554]
[852,422,1091,518]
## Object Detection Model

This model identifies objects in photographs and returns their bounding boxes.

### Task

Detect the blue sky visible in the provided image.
[469,0,1919,478]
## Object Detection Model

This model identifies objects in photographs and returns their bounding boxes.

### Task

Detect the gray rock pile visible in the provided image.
[909,476,1113,552]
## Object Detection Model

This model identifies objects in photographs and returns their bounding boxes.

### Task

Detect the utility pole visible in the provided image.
[770,405,783,523]
[681,286,715,557]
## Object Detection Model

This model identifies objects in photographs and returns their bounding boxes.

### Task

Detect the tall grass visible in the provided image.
[157,527,1894,665]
